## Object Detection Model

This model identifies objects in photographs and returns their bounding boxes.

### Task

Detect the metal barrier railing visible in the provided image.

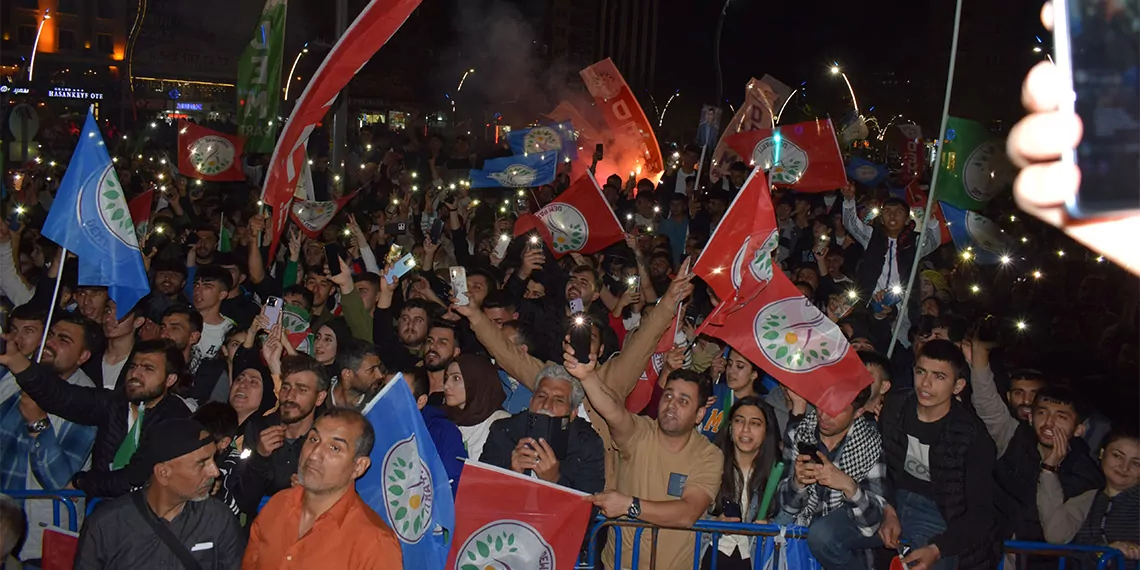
[1002,540,1128,570]
[2,489,86,532]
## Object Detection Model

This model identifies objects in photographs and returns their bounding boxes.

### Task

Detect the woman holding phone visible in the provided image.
[699,397,782,570]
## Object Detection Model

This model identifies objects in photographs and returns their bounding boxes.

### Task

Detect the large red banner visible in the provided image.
[261,0,421,258]
[724,119,847,193]
[580,59,665,184]
[447,461,593,570]
[514,174,624,258]
[692,167,777,305]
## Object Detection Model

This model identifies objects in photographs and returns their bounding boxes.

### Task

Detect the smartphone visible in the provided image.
[385,244,404,266]
[595,143,604,160]
[1055,0,1140,217]
[7,209,22,232]
[429,218,444,243]
[796,441,822,463]
[325,243,344,275]
[385,221,408,236]
[450,266,469,306]
[185,232,200,246]
[568,298,584,315]
[626,275,641,293]
[525,412,570,459]
[721,500,743,520]
[493,234,511,260]
[263,296,284,327]
[569,314,593,363]
[526,233,544,252]
[386,253,416,283]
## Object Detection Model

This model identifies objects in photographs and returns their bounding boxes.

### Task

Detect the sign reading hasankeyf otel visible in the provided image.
[48,87,104,100]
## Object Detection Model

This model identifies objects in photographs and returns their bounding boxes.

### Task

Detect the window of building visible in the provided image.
[58,29,77,51]
[96,33,114,54]
[17,25,36,46]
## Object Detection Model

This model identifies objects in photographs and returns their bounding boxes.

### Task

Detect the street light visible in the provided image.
[830,63,859,113]
[457,68,475,92]
[284,43,310,101]
[28,9,51,81]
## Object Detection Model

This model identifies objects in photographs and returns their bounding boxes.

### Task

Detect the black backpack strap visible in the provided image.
[131,492,204,570]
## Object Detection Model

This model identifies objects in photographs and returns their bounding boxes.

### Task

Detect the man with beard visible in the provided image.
[229,354,328,515]
[75,419,244,569]
[422,320,461,403]
[329,340,384,410]
[0,313,100,559]
[967,338,1103,557]
[243,408,401,569]
[160,304,225,407]
[375,270,441,372]
[2,339,192,498]
[152,259,190,304]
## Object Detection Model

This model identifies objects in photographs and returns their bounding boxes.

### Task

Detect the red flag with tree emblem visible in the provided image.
[128,189,154,240]
[724,119,846,193]
[288,190,359,238]
[447,461,593,570]
[700,271,873,416]
[176,121,246,182]
[513,174,623,258]
[692,167,778,304]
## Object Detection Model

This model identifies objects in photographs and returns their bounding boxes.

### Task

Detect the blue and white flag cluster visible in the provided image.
[469,150,558,188]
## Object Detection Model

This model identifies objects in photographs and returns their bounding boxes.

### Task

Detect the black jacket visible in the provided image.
[480,412,605,494]
[227,412,305,515]
[15,363,192,498]
[880,391,999,570]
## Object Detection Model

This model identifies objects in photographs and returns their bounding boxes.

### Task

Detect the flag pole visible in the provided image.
[886,0,963,358]
[692,142,708,195]
[34,247,68,362]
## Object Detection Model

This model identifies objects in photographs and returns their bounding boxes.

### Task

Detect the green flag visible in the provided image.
[236,0,287,154]
[933,117,1015,211]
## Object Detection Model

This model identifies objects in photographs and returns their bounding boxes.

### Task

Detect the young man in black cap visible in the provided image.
[75,418,244,569]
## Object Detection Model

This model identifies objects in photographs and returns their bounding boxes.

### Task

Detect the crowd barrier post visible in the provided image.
[1,489,85,532]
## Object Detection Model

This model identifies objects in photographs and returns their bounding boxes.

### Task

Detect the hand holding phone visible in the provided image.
[450,266,469,306]
[796,441,822,464]
[263,297,284,327]
[385,254,416,284]
[569,314,593,363]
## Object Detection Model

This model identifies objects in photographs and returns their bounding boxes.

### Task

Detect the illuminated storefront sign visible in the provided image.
[47,87,104,100]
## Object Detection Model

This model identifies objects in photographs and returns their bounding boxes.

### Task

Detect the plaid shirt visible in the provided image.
[777,411,889,537]
[0,371,97,491]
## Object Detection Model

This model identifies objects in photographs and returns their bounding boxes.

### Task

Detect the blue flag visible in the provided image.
[939,201,1012,265]
[846,156,888,187]
[469,150,558,188]
[41,111,149,320]
[358,375,455,569]
[507,121,578,164]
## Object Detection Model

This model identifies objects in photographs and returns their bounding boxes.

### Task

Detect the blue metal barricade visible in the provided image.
[1002,540,1128,570]
[2,489,85,532]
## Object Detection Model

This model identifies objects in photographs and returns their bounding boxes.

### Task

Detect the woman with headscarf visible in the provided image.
[442,354,510,461]
[215,347,278,519]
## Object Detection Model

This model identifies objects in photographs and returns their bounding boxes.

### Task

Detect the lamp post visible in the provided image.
[713,0,732,107]
[283,44,309,101]
[830,64,859,114]
[28,9,51,81]
[457,68,474,92]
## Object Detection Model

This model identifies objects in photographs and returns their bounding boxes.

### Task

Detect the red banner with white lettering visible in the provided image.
[447,461,593,570]
[692,167,777,305]
[177,121,246,182]
[724,119,846,193]
[700,271,873,416]
[261,0,421,258]
[580,59,665,184]
[514,174,623,258]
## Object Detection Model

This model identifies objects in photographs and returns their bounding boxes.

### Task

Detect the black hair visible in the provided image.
[213,252,247,276]
[1102,425,1140,452]
[10,303,48,324]
[403,298,444,321]
[281,353,331,393]
[352,272,382,289]
[191,402,239,443]
[481,292,517,313]
[712,396,781,520]
[1009,369,1046,384]
[319,407,376,459]
[858,350,893,383]
[428,318,459,338]
[335,340,382,378]
[192,222,219,237]
[729,161,749,173]
[282,284,315,311]
[570,264,602,291]
[501,319,537,355]
[1033,385,1092,425]
[881,196,910,212]
[161,305,203,334]
[52,312,105,356]
[194,264,235,292]
[132,339,188,380]
[916,338,968,381]
[408,368,431,399]
[152,258,188,277]
[851,385,874,411]
[664,368,713,405]
[933,315,969,343]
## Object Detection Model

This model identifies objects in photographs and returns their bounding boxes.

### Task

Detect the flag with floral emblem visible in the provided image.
[513,174,623,258]
[447,461,592,570]
[692,167,777,304]
[724,119,846,193]
[177,121,246,182]
[700,270,872,416]
[288,190,359,238]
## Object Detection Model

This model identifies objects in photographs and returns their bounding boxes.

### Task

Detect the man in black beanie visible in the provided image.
[74,419,244,569]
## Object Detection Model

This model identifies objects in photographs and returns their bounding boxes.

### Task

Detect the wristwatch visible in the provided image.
[27,418,50,434]
[627,497,642,518]
[1041,462,1061,473]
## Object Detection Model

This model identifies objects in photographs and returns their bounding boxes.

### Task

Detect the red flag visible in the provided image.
[710,75,794,182]
[626,351,665,413]
[580,59,665,183]
[890,123,925,186]
[176,121,246,182]
[901,180,949,245]
[262,0,422,259]
[447,461,593,570]
[701,271,873,416]
[288,190,360,239]
[41,527,78,570]
[725,119,847,193]
[514,175,623,258]
[692,168,778,304]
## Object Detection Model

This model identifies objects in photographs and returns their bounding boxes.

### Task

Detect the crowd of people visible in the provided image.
[0,98,1136,570]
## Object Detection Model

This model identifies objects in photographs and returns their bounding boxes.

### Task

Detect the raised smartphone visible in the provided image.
[263,296,284,327]
[385,253,416,284]
[450,266,469,306]
[1054,0,1140,217]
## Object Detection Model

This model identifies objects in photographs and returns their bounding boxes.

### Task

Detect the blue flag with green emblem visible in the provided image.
[41,110,149,320]
[469,151,558,188]
[357,375,455,569]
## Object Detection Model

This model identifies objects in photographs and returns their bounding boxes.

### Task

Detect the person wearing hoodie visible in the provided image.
[404,369,466,496]
[215,348,277,520]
